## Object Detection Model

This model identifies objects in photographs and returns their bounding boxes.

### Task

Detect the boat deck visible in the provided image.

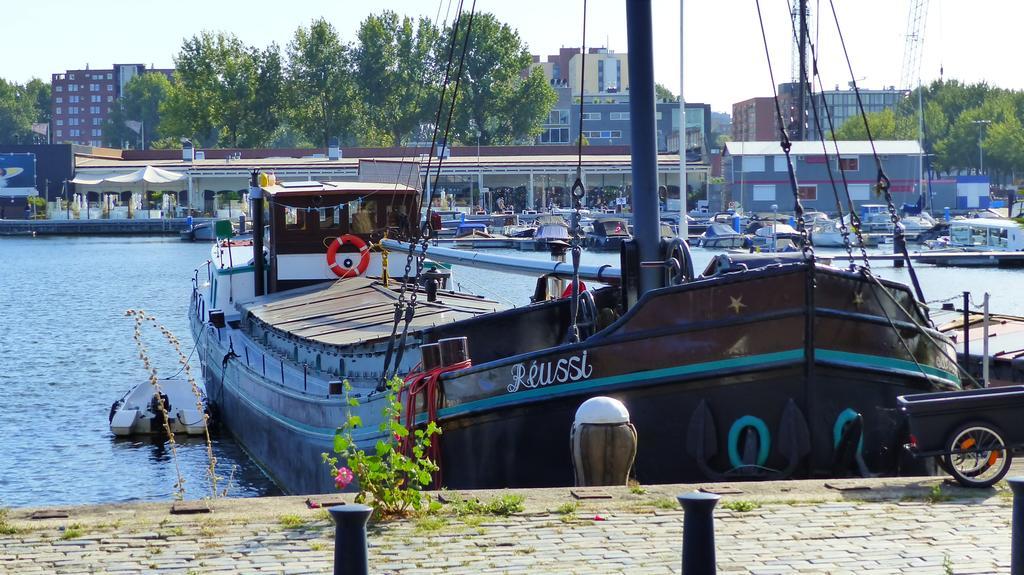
[241,277,506,347]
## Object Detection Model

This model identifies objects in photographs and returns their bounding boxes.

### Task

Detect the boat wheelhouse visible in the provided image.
[947,218,1024,251]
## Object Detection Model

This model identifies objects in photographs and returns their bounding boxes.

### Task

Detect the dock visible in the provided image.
[0,218,200,236]
[0,475,1018,574]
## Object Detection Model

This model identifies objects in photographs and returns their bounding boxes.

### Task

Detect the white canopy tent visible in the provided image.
[70,165,188,219]
[71,165,186,185]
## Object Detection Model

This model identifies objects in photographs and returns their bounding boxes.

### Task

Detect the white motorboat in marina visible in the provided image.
[109,378,209,437]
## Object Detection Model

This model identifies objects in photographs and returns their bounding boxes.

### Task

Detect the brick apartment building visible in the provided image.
[51,64,173,147]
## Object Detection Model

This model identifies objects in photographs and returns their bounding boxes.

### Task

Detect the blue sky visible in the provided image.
[4,0,1021,113]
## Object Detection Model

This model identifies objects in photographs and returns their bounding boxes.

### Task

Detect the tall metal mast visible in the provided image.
[626,0,662,295]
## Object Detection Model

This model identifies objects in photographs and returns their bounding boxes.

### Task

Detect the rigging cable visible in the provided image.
[379,0,470,386]
[785,5,868,270]
[386,0,479,383]
[753,0,813,261]
[567,0,588,344]
[825,0,926,303]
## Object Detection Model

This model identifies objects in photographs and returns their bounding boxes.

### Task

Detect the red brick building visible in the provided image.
[51,64,173,147]
[731,97,776,142]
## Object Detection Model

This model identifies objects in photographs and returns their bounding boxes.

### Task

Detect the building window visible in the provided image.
[539,127,570,144]
[56,119,63,126]
[55,97,63,104]
[92,117,101,125]
[797,185,817,201]
[773,155,788,172]
[848,183,870,201]
[69,95,80,103]
[753,184,776,201]
[838,156,859,171]
[68,107,79,115]
[91,129,102,137]
[55,86,63,93]
[69,129,80,137]
[69,73,76,80]
[55,130,63,137]
[609,111,630,120]
[547,109,569,126]
[90,106,100,114]
[55,107,62,115]
[581,112,601,121]
[89,83,100,91]
[742,155,765,172]
[106,73,112,80]
[106,96,113,102]
[68,84,78,92]
[91,95,101,102]
[582,130,622,139]
[107,85,113,91]
[68,118,79,126]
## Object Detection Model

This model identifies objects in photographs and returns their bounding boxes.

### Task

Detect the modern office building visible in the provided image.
[50,64,173,147]
[723,140,923,213]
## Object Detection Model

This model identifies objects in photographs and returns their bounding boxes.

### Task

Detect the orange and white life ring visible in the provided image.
[326,234,370,278]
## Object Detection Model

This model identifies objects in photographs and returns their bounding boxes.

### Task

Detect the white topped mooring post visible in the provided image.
[570,397,637,486]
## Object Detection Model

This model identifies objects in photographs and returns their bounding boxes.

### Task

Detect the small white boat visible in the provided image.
[109,378,209,436]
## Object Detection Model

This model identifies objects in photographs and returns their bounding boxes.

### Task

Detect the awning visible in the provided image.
[71,165,186,185]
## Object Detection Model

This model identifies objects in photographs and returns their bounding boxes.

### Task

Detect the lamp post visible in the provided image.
[476,128,482,212]
[971,119,992,175]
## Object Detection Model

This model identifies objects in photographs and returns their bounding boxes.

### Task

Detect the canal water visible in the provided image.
[0,236,1021,508]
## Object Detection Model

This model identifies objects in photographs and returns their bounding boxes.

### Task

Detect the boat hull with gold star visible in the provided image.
[428,254,960,488]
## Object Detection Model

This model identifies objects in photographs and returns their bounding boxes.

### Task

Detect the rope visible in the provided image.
[754,0,813,260]
[862,270,981,389]
[825,0,925,301]
[567,0,588,344]
[401,359,473,488]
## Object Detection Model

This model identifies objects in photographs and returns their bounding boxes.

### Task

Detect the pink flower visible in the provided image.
[334,466,354,490]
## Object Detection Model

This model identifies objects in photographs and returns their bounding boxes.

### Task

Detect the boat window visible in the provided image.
[348,200,377,234]
[951,225,971,245]
[284,207,311,231]
[993,228,1009,248]
[797,185,816,200]
[971,227,987,246]
[319,206,342,231]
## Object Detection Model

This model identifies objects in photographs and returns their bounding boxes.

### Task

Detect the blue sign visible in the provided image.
[0,153,36,195]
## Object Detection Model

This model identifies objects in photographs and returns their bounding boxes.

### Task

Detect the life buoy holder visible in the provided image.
[326,234,370,278]
[727,415,771,469]
[833,408,865,454]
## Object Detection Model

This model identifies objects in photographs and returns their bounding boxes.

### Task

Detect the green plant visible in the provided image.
[628,483,647,495]
[925,483,952,504]
[721,500,761,513]
[61,524,84,540]
[279,514,306,529]
[0,508,19,535]
[555,501,579,515]
[943,553,953,575]
[324,377,441,517]
[310,541,328,551]
[446,493,525,517]
[414,515,448,533]
[650,498,678,510]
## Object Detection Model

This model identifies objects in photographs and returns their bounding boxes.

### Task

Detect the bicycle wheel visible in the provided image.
[945,423,1012,488]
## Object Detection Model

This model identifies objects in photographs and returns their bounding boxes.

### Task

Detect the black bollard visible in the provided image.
[893,230,905,268]
[677,491,720,575]
[1010,477,1024,575]
[328,504,373,575]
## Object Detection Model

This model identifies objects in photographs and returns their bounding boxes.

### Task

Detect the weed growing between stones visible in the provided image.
[279,514,306,529]
[555,501,579,515]
[925,484,952,504]
[445,493,526,517]
[0,509,20,535]
[721,500,761,512]
[324,377,441,518]
[60,523,84,540]
[649,498,678,510]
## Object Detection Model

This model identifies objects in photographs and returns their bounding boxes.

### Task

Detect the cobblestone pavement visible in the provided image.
[0,478,1016,574]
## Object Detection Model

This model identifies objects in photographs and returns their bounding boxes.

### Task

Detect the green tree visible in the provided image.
[833,108,916,141]
[655,83,676,102]
[0,78,37,144]
[161,32,282,148]
[285,18,361,147]
[353,12,441,147]
[101,103,139,148]
[24,78,51,124]
[121,73,172,148]
[446,13,557,145]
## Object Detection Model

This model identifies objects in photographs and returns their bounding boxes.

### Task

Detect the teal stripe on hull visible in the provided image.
[435,348,959,419]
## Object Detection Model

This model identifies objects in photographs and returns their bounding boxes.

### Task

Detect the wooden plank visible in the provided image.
[29,509,69,520]
[570,488,613,500]
[170,501,212,515]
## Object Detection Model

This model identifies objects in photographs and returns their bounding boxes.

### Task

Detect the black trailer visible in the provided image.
[899,385,1024,487]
